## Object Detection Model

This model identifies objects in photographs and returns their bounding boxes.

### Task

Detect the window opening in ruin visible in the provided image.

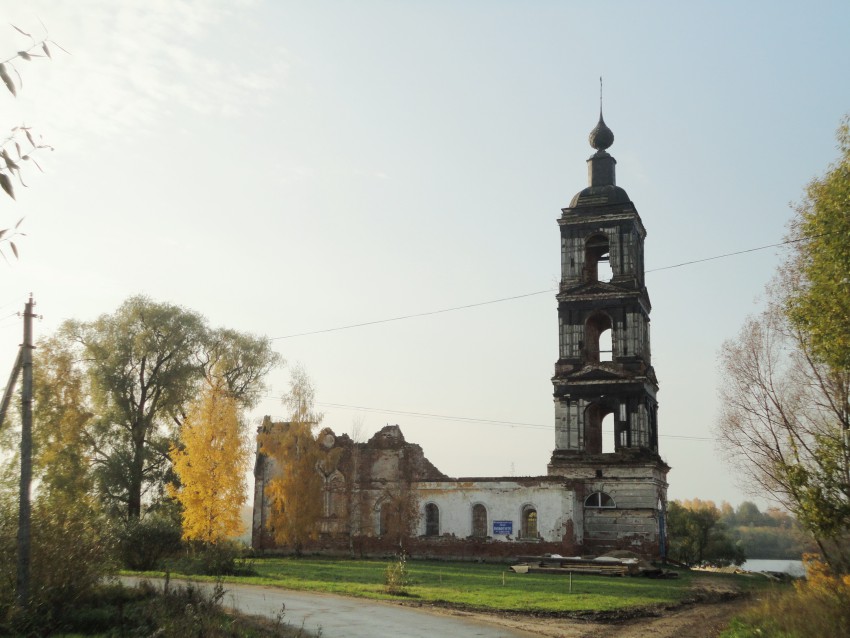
[602,413,615,453]
[585,313,613,364]
[584,234,610,283]
[472,504,487,538]
[522,506,538,539]
[425,503,440,537]
[328,475,345,520]
[584,403,611,454]
[379,502,390,536]
[585,492,616,508]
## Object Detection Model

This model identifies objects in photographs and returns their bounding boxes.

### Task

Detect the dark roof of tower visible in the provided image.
[568,111,631,208]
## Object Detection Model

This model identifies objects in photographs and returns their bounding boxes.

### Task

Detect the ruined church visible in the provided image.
[253,113,670,558]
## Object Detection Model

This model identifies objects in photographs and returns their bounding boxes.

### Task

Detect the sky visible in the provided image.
[1,0,849,509]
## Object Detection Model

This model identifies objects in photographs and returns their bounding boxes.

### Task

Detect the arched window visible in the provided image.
[379,502,391,536]
[585,313,613,363]
[328,475,346,518]
[584,492,616,508]
[471,504,487,538]
[584,234,612,282]
[425,503,440,537]
[521,506,538,539]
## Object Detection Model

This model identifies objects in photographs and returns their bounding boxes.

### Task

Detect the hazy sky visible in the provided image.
[2,1,849,508]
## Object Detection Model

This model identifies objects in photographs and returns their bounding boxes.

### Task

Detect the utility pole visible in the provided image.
[16,295,35,608]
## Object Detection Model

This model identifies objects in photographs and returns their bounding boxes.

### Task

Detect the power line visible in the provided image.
[272,289,553,340]
[262,396,716,442]
[272,235,808,340]
[645,234,814,273]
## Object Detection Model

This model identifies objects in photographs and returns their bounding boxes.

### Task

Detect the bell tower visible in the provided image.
[550,111,663,466]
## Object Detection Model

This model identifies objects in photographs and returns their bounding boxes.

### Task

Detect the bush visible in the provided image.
[117,514,182,570]
[722,554,850,637]
[167,541,256,576]
[0,496,114,635]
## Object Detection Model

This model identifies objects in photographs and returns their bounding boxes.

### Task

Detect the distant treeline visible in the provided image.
[667,499,818,566]
[716,500,818,560]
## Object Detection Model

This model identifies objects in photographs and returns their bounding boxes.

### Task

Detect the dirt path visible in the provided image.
[431,597,747,638]
[423,579,749,638]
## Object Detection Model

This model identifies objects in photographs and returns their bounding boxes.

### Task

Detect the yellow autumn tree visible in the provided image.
[169,385,249,544]
[258,365,325,554]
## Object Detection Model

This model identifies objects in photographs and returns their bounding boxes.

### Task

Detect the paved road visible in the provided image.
[122,577,541,638]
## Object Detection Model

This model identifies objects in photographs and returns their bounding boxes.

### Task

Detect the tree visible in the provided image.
[786,116,850,372]
[718,301,850,571]
[52,295,279,520]
[258,365,326,554]
[667,500,745,567]
[718,119,850,573]
[69,297,208,520]
[169,385,249,544]
[0,336,111,622]
[32,335,95,501]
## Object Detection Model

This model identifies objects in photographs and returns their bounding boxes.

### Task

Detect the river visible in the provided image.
[741,558,805,577]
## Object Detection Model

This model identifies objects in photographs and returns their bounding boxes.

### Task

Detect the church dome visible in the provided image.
[589,114,614,151]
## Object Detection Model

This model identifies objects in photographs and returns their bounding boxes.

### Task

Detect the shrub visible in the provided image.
[0,496,114,635]
[117,514,182,571]
[167,541,256,576]
[722,554,850,637]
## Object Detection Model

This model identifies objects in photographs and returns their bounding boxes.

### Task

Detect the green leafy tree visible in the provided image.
[718,117,850,573]
[786,116,850,371]
[667,500,745,567]
[69,297,208,520]
[50,296,279,520]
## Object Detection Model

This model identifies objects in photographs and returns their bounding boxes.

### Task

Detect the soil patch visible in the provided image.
[413,576,749,638]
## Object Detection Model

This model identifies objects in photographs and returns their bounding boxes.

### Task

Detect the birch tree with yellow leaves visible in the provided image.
[169,386,250,544]
[258,365,330,554]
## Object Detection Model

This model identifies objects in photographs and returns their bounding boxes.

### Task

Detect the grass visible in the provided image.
[131,556,777,615]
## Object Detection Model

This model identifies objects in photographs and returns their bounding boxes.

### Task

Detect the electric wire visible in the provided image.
[272,234,817,340]
[261,395,716,442]
[263,236,826,440]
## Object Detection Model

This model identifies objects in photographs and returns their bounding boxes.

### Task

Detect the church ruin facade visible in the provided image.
[253,114,670,558]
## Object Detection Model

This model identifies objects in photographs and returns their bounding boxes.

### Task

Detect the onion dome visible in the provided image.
[588,113,614,151]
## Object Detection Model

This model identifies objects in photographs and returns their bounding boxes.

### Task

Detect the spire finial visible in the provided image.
[599,76,603,117]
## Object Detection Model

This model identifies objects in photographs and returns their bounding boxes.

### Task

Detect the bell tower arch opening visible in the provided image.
[584,234,612,283]
[585,313,613,363]
[602,412,616,453]
[584,403,613,454]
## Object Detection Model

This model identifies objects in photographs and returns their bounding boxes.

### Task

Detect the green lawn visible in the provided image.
[133,556,774,614]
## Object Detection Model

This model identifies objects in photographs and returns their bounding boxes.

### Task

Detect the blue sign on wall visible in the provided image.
[492,520,513,535]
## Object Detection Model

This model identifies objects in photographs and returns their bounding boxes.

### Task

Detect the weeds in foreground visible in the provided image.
[1,580,317,637]
[384,552,411,596]
[722,554,850,637]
